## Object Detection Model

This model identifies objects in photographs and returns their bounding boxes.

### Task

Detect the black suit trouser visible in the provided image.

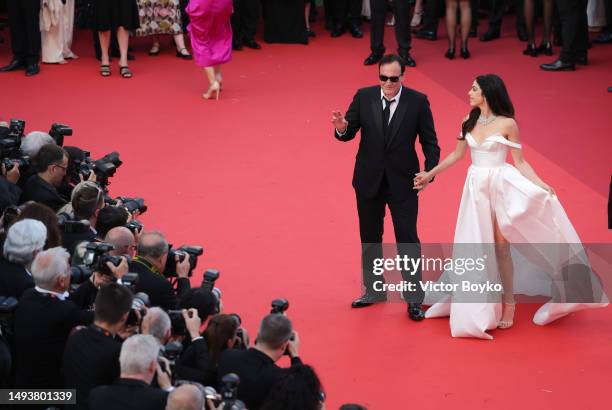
[488,0,526,32]
[356,175,423,303]
[232,0,261,43]
[7,0,41,64]
[332,0,362,27]
[370,0,412,54]
[557,0,588,62]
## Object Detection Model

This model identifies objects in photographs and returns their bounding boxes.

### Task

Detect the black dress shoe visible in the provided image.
[306,29,316,37]
[408,303,425,321]
[25,64,40,76]
[349,25,363,38]
[576,55,588,66]
[232,41,243,51]
[538,41,553,56]
[522,43,538,57]
[593,31,612,44]
[480,30,500,42]
[244,39,261,49]
[351,294,387,308]
[415,28,437,40]
[399,53,416,67]
[363,52,383,65]
[0,59,26,72]
[517,27,528,42]
[540,59,576,71]
[331,24,345,38]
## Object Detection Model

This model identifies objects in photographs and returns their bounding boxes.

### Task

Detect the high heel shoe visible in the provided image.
[498,302,516,329]
[538,41,553,56]
[176,48,193,60]
[216,75,223,90]
[148,43,160,56]
[522,43,538,57]
[460,46,470,59]
[444,48,455,59]
[410,10,423,28]
[203,81,221,100]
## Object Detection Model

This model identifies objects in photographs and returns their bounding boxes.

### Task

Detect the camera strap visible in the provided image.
[132,256,162,276]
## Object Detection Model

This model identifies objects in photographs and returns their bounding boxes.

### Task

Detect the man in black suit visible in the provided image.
[62,181,105,256]
[540,0,588,71]
[20,143,68,211]
[332,54,440,320]
[13,247,110,395]
[0,163,21,214]
[0,218,46,298]
[0,0,41,76]
[330,0,363,38]
[64,283,134,410]
[218,314,302,410]
[364,0,416,67]
[479,0,528,42]
[129,231,191,310]
[231,0,262,50]
[88,334,171,410]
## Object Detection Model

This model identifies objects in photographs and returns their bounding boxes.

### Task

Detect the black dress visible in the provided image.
[94,0,140,31]
[261,0,308,44]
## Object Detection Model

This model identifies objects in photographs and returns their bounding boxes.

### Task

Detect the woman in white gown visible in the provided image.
[413,74,607,339]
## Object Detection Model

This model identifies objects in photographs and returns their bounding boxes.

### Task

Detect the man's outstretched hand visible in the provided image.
[331,110,348,133]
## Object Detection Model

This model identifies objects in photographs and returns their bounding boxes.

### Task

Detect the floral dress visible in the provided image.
[135,0,184,36]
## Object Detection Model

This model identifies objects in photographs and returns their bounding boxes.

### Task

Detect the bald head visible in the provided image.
[165,385,203,410]
[105,227,135,257]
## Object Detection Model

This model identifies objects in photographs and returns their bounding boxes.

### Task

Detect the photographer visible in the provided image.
[89,334,171,410]
[0,218,45,298]
[130,231,191,310]
[19,143,68,211]
[0,162,21,214]
[142,307,172,345]
[96,206,131,239]
[218,314,302,410]
[17,131,55,186]
[105,227,137,258]
[165,384,204,410]
[64,283,134,410]
[62,181,105,255]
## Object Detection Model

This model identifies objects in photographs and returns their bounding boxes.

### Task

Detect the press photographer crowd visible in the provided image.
[0,119,366,410]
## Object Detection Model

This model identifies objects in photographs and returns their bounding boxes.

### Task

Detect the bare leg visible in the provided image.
[305,2,311,31]
[174,33,190,54]
[213,65,222,88]
[98,31,111,66]
[117,27,130,68]
[150,35,160,54]
[411,0,424,26]
[494,217,516,328]
[203,66,220,99]
[459,1,471,48]
[445,0,458,52]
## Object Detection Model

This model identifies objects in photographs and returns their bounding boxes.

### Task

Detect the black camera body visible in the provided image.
[167,308,194,337]
[163,245,204,278]
[0,296,18,340]
[57,212,91,234]
[200,269,219,293]
[125,220,143,236]
[126,290,148,327]
[49,123,72,146]
[220,373,246,410]
[82,242,122,276]
[270,298,289,314]
[117,197,147,215]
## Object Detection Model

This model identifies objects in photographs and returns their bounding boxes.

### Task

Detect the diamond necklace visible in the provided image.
[477,114,497,126]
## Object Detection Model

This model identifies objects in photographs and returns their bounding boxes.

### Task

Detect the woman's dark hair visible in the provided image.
[96,206,129,238]
[260,365,324,410]
[203,314,239,367]
[15,202,62,249]
[461,74,515,139]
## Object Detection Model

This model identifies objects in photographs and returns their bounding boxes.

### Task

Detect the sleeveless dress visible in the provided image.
[424,133,608,339]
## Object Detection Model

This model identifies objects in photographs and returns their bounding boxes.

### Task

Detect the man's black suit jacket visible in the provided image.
[19,174,67,211]
[335,85,440,200]
[88,378,168,410]
[0,257,34,299]
[14,284,96,390]
[129,259,191,311]
[217,348,303,410]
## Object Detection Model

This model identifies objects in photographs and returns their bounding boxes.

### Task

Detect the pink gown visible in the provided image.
[423,133,608,339]
[186,0,233,67]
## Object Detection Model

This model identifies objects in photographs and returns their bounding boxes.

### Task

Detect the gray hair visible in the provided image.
[143,307,171,342]
[20,131,55,157]
[137,231,168,259]
[258,314,293,349]
[31,247,70,289]
[165,385,204,410]
[119,334,160,375]
[3,219,47,265]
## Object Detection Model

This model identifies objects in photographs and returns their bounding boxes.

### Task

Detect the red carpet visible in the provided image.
[1,17,611,409]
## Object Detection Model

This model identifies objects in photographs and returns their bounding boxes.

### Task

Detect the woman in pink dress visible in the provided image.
[186,0,233,100]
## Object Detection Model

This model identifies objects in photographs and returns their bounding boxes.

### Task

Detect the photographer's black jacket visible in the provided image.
[129,258,191,310]
[14,282,96,392]
[0,258,34,299]
[0,177,21,215]
[89,378,168,410]
[63,325,122,410]
[62,228,97,257]
[19,174,67,212]
[176,337,217,387]
[218,348,303,410]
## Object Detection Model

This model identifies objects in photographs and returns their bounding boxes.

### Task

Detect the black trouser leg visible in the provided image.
[557,0,586,62]
[394,0,412,53]
[231,0,244,43]
[356,192,386,297]
[421,0,443,31]
[388,195,422,303]
[7,0,26,61]
[488,0,506,32]
[349,0,362,27]
[515,0,527,32]
[8,0,40,64]
[332,0,348,27]
[242,0,261,41]
[370,0,387,53]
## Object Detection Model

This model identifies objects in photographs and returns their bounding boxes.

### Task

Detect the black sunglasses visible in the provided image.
[379,75,401,83]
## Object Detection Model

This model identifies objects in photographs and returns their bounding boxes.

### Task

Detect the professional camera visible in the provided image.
[70,264,94,284]
[0,296,18,340]
[82,242,123,276]
[200,269,219,293]
[270,298,289,314]
[0,119,27,168]
[76,151,122,189]
[220,374,247,410]
[57,212,91,234]
[163,245,204,278]
[2,205,20,231]
[167,308,195,337]
[229,313,248,350]
[126,290,148,327]
[125,220,143,236]
[158,341,183,383]
[48,123,72,146]
[116,197,147,215]
[2,156,29,171]
[8,119,25,139]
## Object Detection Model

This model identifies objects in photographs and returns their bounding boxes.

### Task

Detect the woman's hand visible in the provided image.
[539,182,556,196]
[413,171,432,190]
